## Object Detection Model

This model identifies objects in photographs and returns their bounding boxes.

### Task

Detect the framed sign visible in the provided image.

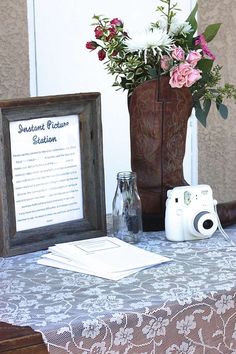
[0,93,106,256]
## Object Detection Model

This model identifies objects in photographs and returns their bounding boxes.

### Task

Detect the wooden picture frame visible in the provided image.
[0,93,106,256]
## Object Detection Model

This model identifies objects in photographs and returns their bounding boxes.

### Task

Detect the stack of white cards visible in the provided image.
[37,236,171,280]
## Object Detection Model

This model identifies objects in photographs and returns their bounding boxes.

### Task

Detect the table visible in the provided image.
[1,229,236,353]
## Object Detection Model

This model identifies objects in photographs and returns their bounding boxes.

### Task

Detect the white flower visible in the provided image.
[84,287,103,296]
[152,281,171,290]
[90,342,106,354]
[175,247,193,254]
[7,280,25,293]
[211,272,235,282]
[19,299,38,307]
[161,287,206,306]
[30,284,51,292]
[176,315,196,335]
[47,292,74,301]
[77,295,124,313]
[191,267,210,275]
[215,283,235,292]
[166,341,196,354]
[82,319,102,339]
[215,294,234,314]
[152,17,192,37]
[188,280,205,287]
[44,304,66,314]
[114,327,134,346]
[57,327,70,335]
[169,19,193,36]
[127,29,173,56]
[142,317,169,338]
[110,312,124,325]
[205,251,220,258]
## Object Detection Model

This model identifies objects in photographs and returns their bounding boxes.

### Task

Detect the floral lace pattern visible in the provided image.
[1,230,236,353]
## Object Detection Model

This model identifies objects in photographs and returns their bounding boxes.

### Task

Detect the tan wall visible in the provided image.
[198,0,236,203]
[0,0,29,99]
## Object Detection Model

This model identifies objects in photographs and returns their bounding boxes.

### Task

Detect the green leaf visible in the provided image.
[107,47,115,56]
[195,108,207,127]
[194,101,207,127]
[216,96,222,109]
[217,102,228,119]
[203,99,211,116]
[92,14,101,20]
[186,3,198,33]
[197,58,214,74]
[147,67,157,78]
[126,72,134,80]
[119,51,126,59]
[135,67,144,75]
[195,99,211,127]
[203,23,221,43]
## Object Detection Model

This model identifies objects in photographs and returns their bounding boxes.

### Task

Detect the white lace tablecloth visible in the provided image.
[1,230,236,354]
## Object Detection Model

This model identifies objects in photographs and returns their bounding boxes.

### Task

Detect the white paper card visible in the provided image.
[38,236,171,280]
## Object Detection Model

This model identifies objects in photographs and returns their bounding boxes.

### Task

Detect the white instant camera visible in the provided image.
[165,184,218,241]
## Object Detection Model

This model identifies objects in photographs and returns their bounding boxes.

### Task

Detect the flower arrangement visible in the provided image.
[86,0,236,126]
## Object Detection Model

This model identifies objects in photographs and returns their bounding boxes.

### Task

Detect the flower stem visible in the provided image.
[167,0,171,33]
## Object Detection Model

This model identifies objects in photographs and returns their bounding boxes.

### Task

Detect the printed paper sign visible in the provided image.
[10,115,83,231]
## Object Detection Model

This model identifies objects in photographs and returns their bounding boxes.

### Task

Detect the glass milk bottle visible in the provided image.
[112,171,142,243]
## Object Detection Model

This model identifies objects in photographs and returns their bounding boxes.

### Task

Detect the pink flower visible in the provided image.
[195,34,207,47]
[185,67,202,87]
[85,41,98,50]
[186,50,202,67]
[195,34,216,61]
[169,64,187,88]
[160,55,172,71]
[106,27,117,41]
[98,49,106,61]
[169,62,202,88]
[202,46,216,61]
[110,18,123,27]
[171,45,185,61]
[94,26,103,39]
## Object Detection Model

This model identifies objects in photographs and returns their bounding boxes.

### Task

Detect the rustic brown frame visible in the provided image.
[0,93,106,256]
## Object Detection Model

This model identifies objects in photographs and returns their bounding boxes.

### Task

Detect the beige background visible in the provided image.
[0,0,235,203]
[0,0,29,99]
[198,0,236,203]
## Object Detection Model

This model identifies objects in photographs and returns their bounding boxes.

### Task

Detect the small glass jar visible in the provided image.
[112,171,142,243]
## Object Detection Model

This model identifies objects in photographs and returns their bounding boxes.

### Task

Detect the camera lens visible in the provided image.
[203,219,214,230]
[192,211,217,237]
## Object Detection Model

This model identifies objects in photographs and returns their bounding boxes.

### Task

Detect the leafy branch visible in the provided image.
[86,1,236,126]
[156,0,180,33]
